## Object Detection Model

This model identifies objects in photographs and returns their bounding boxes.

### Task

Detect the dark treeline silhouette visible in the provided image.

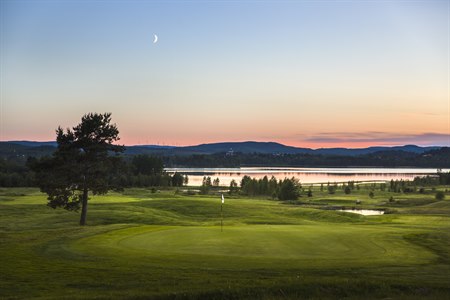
[413,170,450,186]
[0,158,35,187]
[198,174,301,200]
[4,146,448,169]
[239,175,301,200]
[117,154,187,187]
[162,147,450,168]
[381,171,450,193]
[2,148,449,187]
[0,154,188,188]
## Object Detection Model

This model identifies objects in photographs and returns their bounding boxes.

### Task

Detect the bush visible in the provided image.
[435,191,445,200]
[278,178,300,200]
[327,186,336,194]
[344,186,351,194]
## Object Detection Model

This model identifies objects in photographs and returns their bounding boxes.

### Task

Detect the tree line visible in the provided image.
[198,175,301,200]
[0,154,188,188]
[198,172,450,201]
[162,148,450,168]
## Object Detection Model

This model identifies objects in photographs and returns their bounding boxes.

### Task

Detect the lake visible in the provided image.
[165,167,449,186]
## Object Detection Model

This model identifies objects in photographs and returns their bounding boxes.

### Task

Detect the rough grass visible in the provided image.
[0,187,449,299]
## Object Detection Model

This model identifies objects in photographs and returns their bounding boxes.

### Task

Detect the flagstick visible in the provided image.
[221,202,223,232]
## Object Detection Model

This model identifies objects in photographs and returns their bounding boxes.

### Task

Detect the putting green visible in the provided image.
[71,224,436,270]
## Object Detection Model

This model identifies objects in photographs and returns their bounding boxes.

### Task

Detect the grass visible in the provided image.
[0,186,449,299]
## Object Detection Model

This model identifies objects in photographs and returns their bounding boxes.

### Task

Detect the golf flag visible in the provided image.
[220,194,224,232]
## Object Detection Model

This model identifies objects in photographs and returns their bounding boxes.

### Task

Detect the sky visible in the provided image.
[1,0,449,148]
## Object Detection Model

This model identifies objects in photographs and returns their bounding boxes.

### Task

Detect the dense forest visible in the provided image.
[163,147,450,168]
[1,146,449,187]
[1,154,187,188]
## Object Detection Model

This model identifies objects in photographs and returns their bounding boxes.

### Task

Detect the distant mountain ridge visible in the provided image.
[6,141,58,147]
[0,140,441,157]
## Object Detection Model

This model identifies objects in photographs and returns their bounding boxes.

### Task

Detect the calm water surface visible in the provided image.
[165,167,448,186]
[339,209,385,216]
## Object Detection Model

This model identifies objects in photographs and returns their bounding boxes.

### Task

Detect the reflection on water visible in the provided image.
[339,209,384,216]
[165,167,448,186]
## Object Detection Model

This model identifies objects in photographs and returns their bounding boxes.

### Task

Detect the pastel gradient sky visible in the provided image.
[1,0,449,148]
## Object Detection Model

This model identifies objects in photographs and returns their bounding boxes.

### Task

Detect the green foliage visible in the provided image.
[277,178,300,200]
[171,172,184,187]
[435,191,445,200]
[199,176,212,194]
[437,171,450,185]
[240,175,294,198]
[344,186,351,194]
[347,181,355,190]
[126,154,186,187]
[0,158,34,187]
[131,155,163,175]
[160,147,450,168]
[229,179,238,194]
[327,185,336,194]
[29,113,124,225]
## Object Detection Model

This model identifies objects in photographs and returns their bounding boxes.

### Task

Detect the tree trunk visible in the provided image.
[79,186,89,226]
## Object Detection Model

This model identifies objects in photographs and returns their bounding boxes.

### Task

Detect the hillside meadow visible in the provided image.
[0,186,449,299]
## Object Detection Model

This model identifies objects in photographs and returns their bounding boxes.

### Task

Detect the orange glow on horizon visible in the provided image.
[2,129,448,149]
[117,136,449,149]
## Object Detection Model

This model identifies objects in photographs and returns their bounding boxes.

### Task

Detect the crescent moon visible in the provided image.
[153,34,158,44]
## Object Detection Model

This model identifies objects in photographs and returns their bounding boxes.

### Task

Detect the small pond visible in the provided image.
[338,209,384,216]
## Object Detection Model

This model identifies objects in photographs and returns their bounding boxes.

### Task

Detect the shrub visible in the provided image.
[435,191,445,200]
[278,178,300,200]
[344,186,351,194]
[327,186,336,194]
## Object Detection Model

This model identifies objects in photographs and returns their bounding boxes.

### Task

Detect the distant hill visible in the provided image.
[314,145,438,156]
[138,145,176,149]
[130,141,439,156]
[6,141,58,147]
[0,140,447,168]
[177,141,313,155]
[0,140,441,158]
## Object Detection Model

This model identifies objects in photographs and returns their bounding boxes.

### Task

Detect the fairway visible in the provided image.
[1,187,450,299]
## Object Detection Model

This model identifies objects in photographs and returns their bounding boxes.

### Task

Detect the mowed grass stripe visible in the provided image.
[69,224,436,270]
[1,188,450,299]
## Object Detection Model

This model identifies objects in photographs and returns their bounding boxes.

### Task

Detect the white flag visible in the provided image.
[221,194,224,204]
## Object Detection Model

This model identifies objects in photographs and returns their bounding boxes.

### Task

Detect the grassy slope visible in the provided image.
[0,187,449,299]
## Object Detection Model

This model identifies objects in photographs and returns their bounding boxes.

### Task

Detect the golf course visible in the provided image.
[1,184,449,299]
